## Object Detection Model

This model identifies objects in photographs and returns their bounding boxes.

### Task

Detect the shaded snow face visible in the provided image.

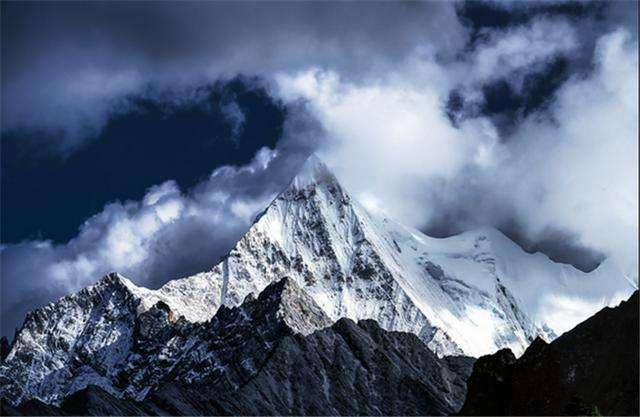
[0,276,332,406]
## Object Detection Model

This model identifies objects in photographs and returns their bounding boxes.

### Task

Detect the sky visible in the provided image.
[1,1,638,337]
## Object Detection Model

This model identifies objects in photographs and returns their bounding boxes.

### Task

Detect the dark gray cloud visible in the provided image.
[2,1,633,145]
[448,0,638,135]
[1,1,465,149]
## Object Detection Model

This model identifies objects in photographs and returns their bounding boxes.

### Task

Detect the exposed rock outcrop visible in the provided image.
[2,278,474,416]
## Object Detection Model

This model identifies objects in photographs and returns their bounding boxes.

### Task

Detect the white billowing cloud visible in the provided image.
[0,147,290,333]
[270,17,593,229]
[276,67,504,227]
[507,29,638,278]
[275,27,638,282]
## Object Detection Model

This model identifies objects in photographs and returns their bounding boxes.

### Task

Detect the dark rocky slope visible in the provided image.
[143,318,474,416]
[1,386,146,416]
[2,277,474,416]
[0,338,9,362]
[460,291,639,416]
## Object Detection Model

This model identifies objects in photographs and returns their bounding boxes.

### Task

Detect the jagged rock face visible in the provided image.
[0,277,332,406]
[3,321,475,416]
[144,318,474,416]
[460,291,639,416]
[2,279,475,416]
[140,277,333,397]
[0,273,140,405]
[135,301,178,342]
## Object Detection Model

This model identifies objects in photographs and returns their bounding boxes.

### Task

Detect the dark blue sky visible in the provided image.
[2,78,285,243]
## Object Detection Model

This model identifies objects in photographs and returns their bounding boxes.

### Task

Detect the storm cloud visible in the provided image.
[1,1,465,149]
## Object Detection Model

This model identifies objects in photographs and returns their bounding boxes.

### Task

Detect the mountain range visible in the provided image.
[0,155,636,413]
[2,277,475,415]
[2,283,637,416]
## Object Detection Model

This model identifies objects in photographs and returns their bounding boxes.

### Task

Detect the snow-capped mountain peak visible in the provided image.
[1,155,636,406]
[1,272,141,404]
[126,155,633,357]
[289,153,338,189]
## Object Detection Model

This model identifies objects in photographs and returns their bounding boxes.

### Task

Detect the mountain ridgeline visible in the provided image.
[2,277,475,416]
[2,287,637,416]
[1,155,637,415]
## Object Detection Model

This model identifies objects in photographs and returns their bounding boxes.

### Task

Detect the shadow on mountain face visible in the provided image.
[460,291,639,416]
[1,278,475,416]
[3,287,637,416]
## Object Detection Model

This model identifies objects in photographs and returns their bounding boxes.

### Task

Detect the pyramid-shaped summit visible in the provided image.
[150,154,633,356]
[102,153,626,359]
[289,153,337,188]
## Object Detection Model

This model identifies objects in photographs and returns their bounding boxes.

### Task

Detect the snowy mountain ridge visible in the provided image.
[127,155,634,354]
[1,154,636,406]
